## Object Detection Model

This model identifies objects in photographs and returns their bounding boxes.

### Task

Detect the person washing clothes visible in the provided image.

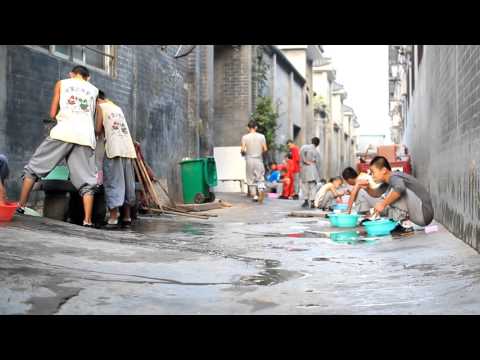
[17,66,99,227]
[313,177,345,210]
[300,137,321,209]
[0,154,9,205]
[341,166,387,214]
[241,120,268,204]
[365,156,434,236]
[95,90,137,230]
[266,163,282,194]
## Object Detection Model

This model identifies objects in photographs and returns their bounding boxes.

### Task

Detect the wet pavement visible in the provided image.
[2,193,480,314]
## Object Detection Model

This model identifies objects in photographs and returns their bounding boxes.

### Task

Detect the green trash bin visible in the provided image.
[180,157,218,204]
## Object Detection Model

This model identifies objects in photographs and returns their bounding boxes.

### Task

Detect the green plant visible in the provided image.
[251,96,279,150]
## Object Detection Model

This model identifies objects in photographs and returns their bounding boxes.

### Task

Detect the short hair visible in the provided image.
[370,156,392,171]
[286,139,294,145]
[285,153,292,160]
[311,137,320,146]
[98,90,106,100]
[342,167,358,181]
[247,120,257,129]
[329,176,342,183]
[71,65,90,79]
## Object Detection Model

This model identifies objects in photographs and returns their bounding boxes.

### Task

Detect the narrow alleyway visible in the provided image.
[1,193,480,315]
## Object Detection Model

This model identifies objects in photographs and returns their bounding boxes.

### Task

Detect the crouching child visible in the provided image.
[96,91,137,229]
[314,176,345,210]
[368,156,434,236]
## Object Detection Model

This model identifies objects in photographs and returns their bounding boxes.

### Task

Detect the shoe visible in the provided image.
[83,223,94,228]
[253,195,259,202]
[279,196,288,200]
[391,224,414,237]
[292,195,299,200]
[16,206,25,215]
[301,200,309,209]
[310,201,316,209]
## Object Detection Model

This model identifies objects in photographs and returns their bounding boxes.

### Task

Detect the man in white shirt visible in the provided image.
[17,66,99,227]
[241,120,268,204]
[95,90,137,229]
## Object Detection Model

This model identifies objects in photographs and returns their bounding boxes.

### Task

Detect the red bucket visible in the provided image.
[0,202,18,221]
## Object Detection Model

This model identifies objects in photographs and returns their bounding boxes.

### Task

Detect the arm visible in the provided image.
[374,191,401,214]
[49,81,61,120]
[95,105,104,136]
[262,143,268,153]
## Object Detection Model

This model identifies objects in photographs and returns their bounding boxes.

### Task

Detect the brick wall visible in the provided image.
[213,45,252,147]
[0,45,202,202]
[405,45,480,251]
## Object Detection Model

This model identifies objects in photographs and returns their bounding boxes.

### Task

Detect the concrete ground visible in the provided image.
[1,192,480,315]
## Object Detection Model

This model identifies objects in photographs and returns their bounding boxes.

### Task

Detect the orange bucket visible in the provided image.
[0,201,18,221]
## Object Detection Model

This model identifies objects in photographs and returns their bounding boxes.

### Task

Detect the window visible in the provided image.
[31,45,115,75]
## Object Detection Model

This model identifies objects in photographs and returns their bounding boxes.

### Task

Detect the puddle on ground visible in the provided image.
[236,268,306,286]
[134,219,215,237]
[259,229,385,245]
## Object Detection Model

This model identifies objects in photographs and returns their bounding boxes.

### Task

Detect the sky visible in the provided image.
[322,45,391,143]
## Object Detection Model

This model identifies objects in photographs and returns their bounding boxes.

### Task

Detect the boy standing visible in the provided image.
[241,120,268,204]
[286,140,300,200]
[278,154,295,200]
[17,66,99,227]
[0,154,9,205]
[95,91,137,229]
[367,156,434,235]
[300,137,321,209]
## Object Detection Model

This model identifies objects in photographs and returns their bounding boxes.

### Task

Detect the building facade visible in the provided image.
[391,44,480,251]
[0,44,361,203]
[0,45,210,202]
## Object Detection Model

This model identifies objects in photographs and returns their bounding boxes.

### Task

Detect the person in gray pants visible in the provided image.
[96,90,137,229]
[367,156,434,236]
[17,66,99,227]
[300,137,322,209]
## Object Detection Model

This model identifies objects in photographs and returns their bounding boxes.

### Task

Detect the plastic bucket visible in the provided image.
[0,201,18,221]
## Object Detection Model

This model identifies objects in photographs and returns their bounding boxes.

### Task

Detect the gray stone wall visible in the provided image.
[405,45,480,250]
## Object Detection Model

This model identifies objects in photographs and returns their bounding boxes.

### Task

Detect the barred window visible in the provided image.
[30,45,115,75]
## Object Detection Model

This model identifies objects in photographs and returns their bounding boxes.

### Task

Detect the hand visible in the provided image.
[374,202,386,215]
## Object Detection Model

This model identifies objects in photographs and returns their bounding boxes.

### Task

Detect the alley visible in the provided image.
[1,193,480,315]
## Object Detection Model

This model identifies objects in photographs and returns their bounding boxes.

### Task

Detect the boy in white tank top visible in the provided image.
[17,66,99,227]
[95,90,137,229]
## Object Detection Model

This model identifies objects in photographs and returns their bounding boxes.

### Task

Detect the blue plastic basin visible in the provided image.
[327,213,340,227]
[329,213,359,228]
[362,218,398,236]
